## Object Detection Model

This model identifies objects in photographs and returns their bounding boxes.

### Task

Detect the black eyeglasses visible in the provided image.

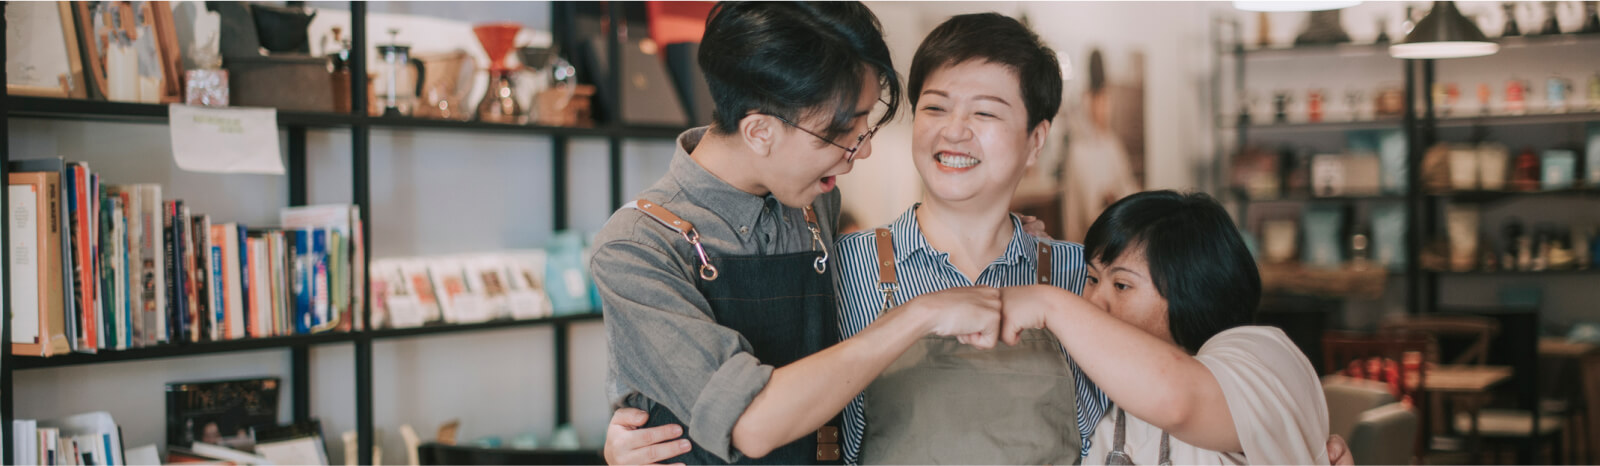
[757,104,885,162]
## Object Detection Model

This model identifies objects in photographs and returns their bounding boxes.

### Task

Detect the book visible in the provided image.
[280,205,363,332]
[10,158,81,354]
[164,200,187,343]
[106,186,141,348]
[137,185,165,344]
[10,172,71,357]
[37,411,125,466]
[67,163,97,351]
[236,225,252,338]
[212,223,246,340]
[292,230,312,334]
[165,377,281,450]
[14,419,38,465]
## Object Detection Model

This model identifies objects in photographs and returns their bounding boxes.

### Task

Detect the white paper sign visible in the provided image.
[169,104,285,174]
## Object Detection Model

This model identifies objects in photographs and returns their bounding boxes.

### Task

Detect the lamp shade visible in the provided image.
[1233,1,1360,12]
[1389,1,1499,59]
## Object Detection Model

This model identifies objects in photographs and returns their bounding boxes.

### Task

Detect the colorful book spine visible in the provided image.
[293,230,312,334]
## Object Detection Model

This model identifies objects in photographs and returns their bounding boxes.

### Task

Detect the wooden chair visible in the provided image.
[1322,331,1431,463]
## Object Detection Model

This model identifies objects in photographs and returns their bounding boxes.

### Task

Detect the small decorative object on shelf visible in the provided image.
[1375,85,1405,117]
[1541,149,1578,189]
[1505,79,1529,115]
[473,22,524,124]
[1583,1,1600,33]
[1512,146,1543,190]
[1477,82,1493,115]
[1546,75,1572,113]
[416,50,476,121]
[1478,143,1510,190]
[1588,73,1600,111]
[1296,9,1352,45]
[1257,11,1272,48]
[1540,1,1562,35]
[376,29,425,117]
[1273,91,1291,123]
[1307,89,1325,123]
[1445,203,1481,271]
[1344,89,1364,121]
[1375,16,1391,43]
[1434,82,1460,117]
[1502,2,1522,36]
[517,46,584,127]
[1502,219,1524,271]
[1448,144,1480,190]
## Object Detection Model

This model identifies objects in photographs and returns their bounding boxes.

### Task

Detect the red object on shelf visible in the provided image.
[646,2,715,45]
[473,23,522,73]
[1512,147,1541,191]
[1308,89,1324,122]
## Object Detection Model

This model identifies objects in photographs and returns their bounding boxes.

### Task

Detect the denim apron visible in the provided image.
[629,199,845,465]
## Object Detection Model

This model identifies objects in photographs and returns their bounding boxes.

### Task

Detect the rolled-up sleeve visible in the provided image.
[592,233,772,462]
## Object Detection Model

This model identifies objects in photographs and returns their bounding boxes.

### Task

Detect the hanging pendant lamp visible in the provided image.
[1233,1,1360,12]
[1389,1,1499,59]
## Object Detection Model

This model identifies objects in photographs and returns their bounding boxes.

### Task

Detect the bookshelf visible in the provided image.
[1,2,672,464]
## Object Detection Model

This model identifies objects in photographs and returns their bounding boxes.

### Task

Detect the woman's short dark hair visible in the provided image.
[699,2,902,140]
[1082,190,1261,354]
[907,13,1062,129]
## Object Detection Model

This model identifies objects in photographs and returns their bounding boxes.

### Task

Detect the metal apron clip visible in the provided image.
[804,206,828,274]
[626,199,720,281]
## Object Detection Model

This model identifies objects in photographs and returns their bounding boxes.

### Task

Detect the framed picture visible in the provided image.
[5,1,88,98]
[73,1,182,102]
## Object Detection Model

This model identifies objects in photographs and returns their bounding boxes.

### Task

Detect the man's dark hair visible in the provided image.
[907,12,1063,129]
[1082,190,1261,354]
[699,2,901,140]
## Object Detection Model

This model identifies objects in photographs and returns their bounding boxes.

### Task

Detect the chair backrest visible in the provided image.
[1348,402,1421,466]
[1378,315,1500,366]
[1323,375,1397,440]
[1321,331,1430,405]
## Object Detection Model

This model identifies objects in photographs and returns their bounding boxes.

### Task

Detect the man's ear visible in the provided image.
[1024,119,1051,168]
[739,114,779,158]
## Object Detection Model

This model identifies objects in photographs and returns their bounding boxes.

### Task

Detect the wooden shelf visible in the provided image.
[7,96,688,139]
[1428,188,1600,203]
[1433,111,1600,128]
[10,313,604,369]
[11,331,356,370]
[368,313,603,340]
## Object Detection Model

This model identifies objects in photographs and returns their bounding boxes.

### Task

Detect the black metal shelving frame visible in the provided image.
[1216,14,1599,465]
[1,2,675,463]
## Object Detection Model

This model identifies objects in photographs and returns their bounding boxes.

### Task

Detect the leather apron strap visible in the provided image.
[859,232,1081,464]
[625,199,719,281]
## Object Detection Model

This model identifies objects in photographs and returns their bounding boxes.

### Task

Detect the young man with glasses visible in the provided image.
[590,3,1010,464]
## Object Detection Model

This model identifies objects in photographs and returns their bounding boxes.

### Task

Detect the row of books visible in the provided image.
[11,412,125,466]
[8,158,365,357]
[371,252,559,329]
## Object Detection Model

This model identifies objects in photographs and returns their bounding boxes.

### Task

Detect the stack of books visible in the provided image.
[8,158,365,357]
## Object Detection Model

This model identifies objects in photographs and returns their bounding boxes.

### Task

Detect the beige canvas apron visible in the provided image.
[859,228,1082,465]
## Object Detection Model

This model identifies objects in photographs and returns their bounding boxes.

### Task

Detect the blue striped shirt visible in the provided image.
[834,205,1110,464]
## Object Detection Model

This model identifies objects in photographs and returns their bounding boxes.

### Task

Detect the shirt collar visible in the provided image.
[886,204,1039,267]
[667,127,771,237]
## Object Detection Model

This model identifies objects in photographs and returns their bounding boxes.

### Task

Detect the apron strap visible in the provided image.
[1036,241,1053,284]
[624,199,719,281]
[873,228,898,310]
[804,206,829,274]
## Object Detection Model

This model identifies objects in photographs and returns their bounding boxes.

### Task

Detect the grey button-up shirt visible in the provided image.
[590,127,841,462]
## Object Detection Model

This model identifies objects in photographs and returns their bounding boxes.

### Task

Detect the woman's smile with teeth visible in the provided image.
[936,153,980,169]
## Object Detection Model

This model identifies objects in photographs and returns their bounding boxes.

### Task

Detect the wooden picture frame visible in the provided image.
[73,1,182,103]
[5,1,89,98]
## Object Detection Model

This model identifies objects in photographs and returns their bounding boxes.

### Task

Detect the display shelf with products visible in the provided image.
[1,2,672,464]
[1428,188,1600,203]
